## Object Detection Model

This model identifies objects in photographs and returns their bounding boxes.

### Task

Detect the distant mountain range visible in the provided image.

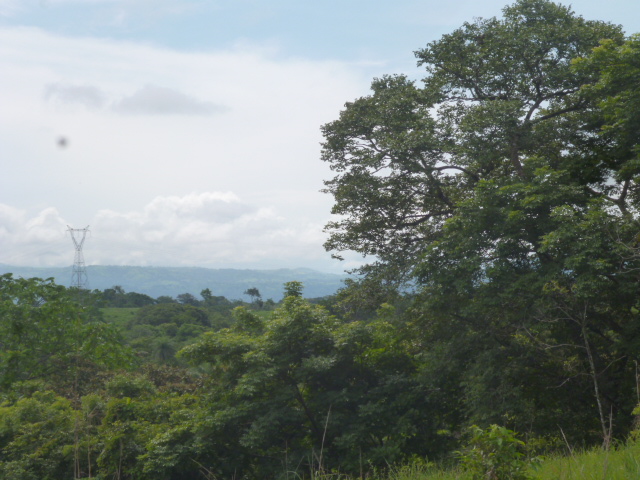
[0,265,348,301]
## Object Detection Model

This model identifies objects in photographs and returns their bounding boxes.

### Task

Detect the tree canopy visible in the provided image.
[322,0,640,443]
[322,0,626,282]
[3,1,640,478]
[0,274,132,395]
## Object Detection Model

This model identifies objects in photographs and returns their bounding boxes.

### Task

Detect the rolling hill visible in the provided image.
[0,265,347,301]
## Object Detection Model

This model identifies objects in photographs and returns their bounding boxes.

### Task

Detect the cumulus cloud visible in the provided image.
[112,84,227,116]
[90,192,319,267]
[0,193,339,271]
[0,204,69,266]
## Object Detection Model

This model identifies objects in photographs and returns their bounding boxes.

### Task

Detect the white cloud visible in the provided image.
[89,192,328,267]
[0,26,374,272]
[0,193,343,271]
[0,205,68,266]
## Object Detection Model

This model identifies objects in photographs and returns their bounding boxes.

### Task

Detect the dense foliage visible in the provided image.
[322,0,640,446]
[2,1,640,478]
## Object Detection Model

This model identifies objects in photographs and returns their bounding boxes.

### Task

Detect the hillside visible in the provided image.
[0,264,347,300]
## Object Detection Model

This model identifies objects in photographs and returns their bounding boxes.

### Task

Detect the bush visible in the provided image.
[458,425,531,480]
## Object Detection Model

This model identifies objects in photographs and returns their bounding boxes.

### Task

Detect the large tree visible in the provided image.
[322,0,625,281]
[322,0,640,441]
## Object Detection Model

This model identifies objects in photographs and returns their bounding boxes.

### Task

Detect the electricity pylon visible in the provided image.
[68,225,90,290]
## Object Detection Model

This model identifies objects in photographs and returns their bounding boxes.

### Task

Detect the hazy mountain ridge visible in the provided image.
[0,265,347,300]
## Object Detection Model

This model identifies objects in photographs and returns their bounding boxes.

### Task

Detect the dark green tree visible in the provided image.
[322,0,623,282]
[574,33,640,178]
[124,303,212,365]
[156,295,176,304]
[100,286,155,307]
[176,292,200,306]
[178,287,450,478]
[321,0,638,442]
[243,287,261,300]
[243,287,263,308]
[283,280,304,298]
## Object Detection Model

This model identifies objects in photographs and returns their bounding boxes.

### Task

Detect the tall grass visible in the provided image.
[298,440,640,480]
[533,441,640,480]
[382,462,464,480]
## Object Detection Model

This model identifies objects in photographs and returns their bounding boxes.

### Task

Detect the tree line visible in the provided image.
[91,284,274,309]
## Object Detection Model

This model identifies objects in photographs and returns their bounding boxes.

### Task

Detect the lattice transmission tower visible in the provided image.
[68,225,90,290]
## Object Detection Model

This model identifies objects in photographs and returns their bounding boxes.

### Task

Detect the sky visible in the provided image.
[1,0,639,273]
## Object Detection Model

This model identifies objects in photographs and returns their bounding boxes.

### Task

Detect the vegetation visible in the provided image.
[2,1,640,478]
[322,0,640,446]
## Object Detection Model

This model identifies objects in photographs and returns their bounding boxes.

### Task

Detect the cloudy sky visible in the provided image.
[1,0,638,273]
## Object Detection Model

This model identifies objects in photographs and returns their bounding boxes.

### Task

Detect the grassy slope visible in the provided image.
[366,442,640,480]
[101,307,139,329]
[532,442,640,479]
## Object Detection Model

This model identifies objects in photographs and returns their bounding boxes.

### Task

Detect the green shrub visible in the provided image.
[458,425,531,480]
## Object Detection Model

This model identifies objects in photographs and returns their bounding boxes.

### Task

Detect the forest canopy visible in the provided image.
[322,0,640,460]
[2,1,640,479]
[322,0,632,281]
